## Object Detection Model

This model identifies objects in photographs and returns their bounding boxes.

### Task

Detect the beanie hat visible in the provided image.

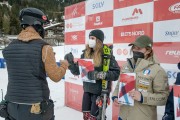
[128,35,153,48]
[89,29,104,43]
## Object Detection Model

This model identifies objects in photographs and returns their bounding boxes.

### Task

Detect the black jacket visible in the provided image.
[69,47,120,95]
[163,63,180,120]
[3,39,49,103]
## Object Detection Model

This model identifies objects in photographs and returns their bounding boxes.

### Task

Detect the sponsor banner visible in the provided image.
[65,1,85,20]
[114,2,153,26]
[86,0,113,15]
[65,31,85,45]
[154,42,180,64]
[113,23,153,43]
[153,19,180,42]
[85,27,113,44]
[65,82,83,111]
[113,44,132,61]
[161,63,179,85]
[86,10,113,30]
[65,70,82,85]
[154,0,180,21]
[114,0,152,9]
[65,16,85,32]
[64,44,85,58]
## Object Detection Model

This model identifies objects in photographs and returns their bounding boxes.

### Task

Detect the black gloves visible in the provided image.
[64,52,80,75]
[64,52,74,65]
[0,100,8,118]
[87,71,107,80]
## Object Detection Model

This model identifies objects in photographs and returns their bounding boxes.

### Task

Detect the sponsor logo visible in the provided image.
[132,8,143,16]
[139,80,150,85]
[167,71,177,79]
[165,31,179,37]
[92,1,104,9]
[143,69,151,75]
[122,8,143,21]
[169,3,180,14]
[70,89,79,94]
[71,35,78,41]
[71,48,78,54]
[70,88,79,101]
[117,49,128,55]
[165,50,180,57]
[65,22,84,29]
[94,16,103,26]
[121,30,144,37]
[72,5,78,17]
[66,23,72,28]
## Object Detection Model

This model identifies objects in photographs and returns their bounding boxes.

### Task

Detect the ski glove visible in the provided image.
[87,71,107,80]
[0,100,8,118]
[64,52,74,65]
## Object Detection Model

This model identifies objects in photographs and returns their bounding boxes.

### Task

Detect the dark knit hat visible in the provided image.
[129,35,153,48]
[89,29,104,43]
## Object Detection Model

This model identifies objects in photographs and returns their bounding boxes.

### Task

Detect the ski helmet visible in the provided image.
[19,7,49,38]
[19,7,49,27]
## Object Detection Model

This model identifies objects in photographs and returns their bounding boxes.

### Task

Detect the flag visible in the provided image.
[78,59,95,83]
[118,73,135,106]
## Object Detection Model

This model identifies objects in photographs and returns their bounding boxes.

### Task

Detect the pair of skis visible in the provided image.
[96,45,112,120]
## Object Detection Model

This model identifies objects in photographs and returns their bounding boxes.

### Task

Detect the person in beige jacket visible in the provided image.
[112,35,169,120]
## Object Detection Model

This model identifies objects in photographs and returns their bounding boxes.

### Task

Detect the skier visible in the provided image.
[112,35,169,120]
[1,7,69,120]
[65,29,120,120]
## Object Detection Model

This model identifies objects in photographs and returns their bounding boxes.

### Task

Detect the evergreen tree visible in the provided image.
[0,6,3,28]
[2,14,10,34]
[1,0,86,35]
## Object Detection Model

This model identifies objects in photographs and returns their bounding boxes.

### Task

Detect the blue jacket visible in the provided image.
[163,62,180,120]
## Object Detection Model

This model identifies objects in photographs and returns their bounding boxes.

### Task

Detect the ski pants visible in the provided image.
[6,100,54,120]
[82,92,99,117]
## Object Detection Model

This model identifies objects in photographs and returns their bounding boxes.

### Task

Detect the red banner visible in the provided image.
[153,42,180,64]
[114,0,152,9]
[112,104,119,120]
[65,2,85,20]
[65,31,85,45]
[65,82,83,111]
[154,0,180,21]
[113,23,153,43]
[86,11,113,30]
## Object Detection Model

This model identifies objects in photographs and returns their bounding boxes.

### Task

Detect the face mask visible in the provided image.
[133,51,144,61]
[88,39,96,48]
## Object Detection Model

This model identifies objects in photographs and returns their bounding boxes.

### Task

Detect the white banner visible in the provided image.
[85,0,113,15]
[153,19,180,42]
[114,2,153,26]
[64,45,85,59]
[113,43,132,61]
[161,63,179,85]
[64,70,83,85]
[65,16,85,32]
